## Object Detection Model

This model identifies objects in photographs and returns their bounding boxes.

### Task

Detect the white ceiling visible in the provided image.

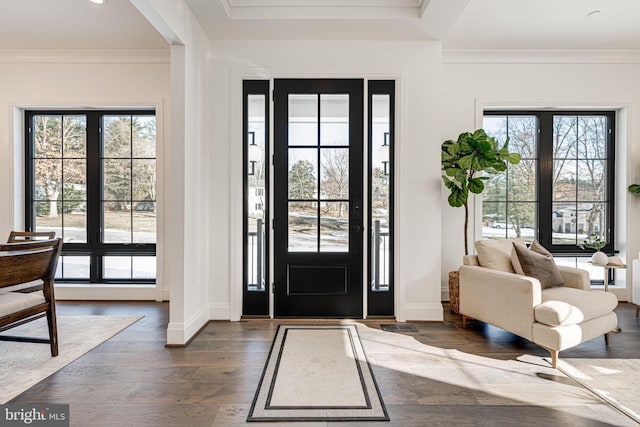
[0,0,639,50]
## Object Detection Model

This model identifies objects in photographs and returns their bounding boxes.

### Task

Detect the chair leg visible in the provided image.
[46,306,59,357]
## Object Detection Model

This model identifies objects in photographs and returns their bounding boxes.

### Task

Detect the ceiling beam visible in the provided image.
[420,0,471,40]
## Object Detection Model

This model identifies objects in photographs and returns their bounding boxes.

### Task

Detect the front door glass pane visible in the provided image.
[320,94,349,146]
[320,203,349,252]
[288,201,318,252]
[289,94,318,146]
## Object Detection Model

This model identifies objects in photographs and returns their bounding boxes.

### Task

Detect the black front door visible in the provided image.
[273,79,364,317]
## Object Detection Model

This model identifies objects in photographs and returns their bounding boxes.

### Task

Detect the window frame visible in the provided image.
[483,110,616,255]
[25,109,157,284]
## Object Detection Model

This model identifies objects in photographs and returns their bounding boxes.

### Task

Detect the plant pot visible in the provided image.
[591,251,609,266]
[448,271,460,314]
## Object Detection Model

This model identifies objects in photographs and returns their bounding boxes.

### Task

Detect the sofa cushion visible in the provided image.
[475,238,525,273]
[511,240,551,275]
[513,242,564,289]
[535,287,618,326]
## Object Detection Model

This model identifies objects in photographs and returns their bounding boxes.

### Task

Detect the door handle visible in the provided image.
[352,225,362,232]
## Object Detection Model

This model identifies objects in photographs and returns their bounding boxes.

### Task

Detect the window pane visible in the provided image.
[133,256,156,279]
[103,116,132,158]
[34,115,62,158]
[35,202,61,237]
[553,160,577,201]
[483,173,506,201]
[35,159,62,199]
[62,115,87,158]
[63,159,86,198]
[104,256,132,279]
[552,204,577,245]
[507,116,537,159]
[288,149,317,200]
[62,205,86,243]
[132,159,156,201]
[553,116,578,158]
[132,116,156,158]
[580,202,606,237]
[508,202,536,243]
[483,116,507,149]
[56,256,90,280]
[132,211,156,244]
[104,202,131,243]
[482,201,508,239]
[288,201,318,252]
[507,160,536,201]
[578,116,607,159]
[104,159,131,200]
[320,203,348,252]
[247,217,266,291]
[289,94,317,146]
[321,148,349,200]
[577,159,606,201]
[320,94,349,146]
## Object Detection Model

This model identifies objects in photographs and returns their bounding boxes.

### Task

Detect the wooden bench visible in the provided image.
[0,238,63,356]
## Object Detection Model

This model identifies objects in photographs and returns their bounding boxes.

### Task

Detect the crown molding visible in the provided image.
[442,49,640,64]
[0,49,170,64]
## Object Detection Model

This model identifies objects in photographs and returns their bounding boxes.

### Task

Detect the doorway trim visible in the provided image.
[230,70,401,321]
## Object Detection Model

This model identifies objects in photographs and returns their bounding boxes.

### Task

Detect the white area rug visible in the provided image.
[557,358,640,425]
[247,324,389,422]
[0,315,142,403]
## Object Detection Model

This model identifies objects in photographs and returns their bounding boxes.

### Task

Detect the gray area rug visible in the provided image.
[0,315,142,403]
[557,358,640,425]
[247,324,389,422]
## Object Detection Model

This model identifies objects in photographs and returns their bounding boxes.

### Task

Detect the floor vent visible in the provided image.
[380,323,419,332]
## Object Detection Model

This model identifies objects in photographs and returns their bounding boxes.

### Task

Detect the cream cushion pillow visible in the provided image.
[475,238,526,273]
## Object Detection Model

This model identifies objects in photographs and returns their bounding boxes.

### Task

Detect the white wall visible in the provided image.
[0,51,170,302]
[132,0,213,344]
[440,54,640,301]
[211,40,444,322]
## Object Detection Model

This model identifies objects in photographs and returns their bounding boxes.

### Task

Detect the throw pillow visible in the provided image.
[512,242,564,289]
[511,239,552,274]
[475,238,526,273]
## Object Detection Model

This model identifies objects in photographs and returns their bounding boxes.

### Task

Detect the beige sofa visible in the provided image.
[459,239,618,368]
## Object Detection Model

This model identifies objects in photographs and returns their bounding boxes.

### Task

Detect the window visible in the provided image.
[368,80,394,316]
[26,110,156,283]
[482,111,615,257]
[243,81,270,315]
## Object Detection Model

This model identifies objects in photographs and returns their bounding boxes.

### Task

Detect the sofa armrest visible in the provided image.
[459,265,542,340]
[557,266,590,291]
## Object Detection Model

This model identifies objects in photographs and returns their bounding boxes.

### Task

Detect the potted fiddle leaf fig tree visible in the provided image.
[441,129,521,313]
[441,129,521,255]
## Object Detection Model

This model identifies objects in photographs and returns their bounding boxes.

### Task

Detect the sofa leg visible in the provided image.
[548,349,559,369]
[636,305,639,318]
[461,315,467,329]
[604,333,609,346]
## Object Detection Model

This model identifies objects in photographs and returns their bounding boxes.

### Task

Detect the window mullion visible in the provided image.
[86,112,102,282]
[538,112,553,247]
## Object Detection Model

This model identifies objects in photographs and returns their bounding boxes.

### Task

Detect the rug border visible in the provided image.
[247,324,390,422]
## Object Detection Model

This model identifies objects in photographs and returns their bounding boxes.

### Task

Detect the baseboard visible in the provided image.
[166,305,209,345]
[404,302,444,321]
[209,302,230,320]
[55,284,160,301]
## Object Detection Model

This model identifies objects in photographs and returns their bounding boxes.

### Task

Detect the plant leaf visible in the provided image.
[468,177,485,194]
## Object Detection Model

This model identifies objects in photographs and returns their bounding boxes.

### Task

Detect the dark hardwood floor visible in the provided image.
[9,301,640,426]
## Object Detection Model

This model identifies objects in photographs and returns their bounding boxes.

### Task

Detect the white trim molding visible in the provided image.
[443,49,640,64]
[0,49,170,64]
[166,305,209,345]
